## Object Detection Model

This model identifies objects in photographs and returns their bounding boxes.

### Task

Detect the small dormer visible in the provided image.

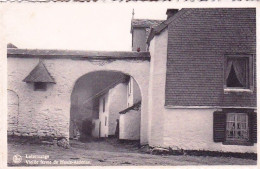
[23,61,55,91]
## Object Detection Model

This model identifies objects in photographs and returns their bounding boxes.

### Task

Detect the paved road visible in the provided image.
[8,139,256,166]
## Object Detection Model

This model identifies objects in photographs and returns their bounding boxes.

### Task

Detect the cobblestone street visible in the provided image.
[8,138,257,166]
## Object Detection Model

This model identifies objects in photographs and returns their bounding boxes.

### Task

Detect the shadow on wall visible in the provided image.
[69,71,128,141]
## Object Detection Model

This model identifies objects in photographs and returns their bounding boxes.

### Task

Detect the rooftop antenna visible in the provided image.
[132,9,135,19]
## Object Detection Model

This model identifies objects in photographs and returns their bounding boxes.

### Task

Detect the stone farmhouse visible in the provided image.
[7,8,256,153]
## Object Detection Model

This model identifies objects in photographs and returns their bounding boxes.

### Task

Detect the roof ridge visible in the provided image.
[147,8,196,44]
[23,61,56,83]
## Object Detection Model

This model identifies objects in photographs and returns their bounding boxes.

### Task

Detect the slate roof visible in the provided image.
[147,9,194,43]
[23,61,56,83]
[131,19,164,41]
[8,48,150,60]
[7,43,17,48]
[119,101,141,114]
[131,19,164,32]
[164,8,256,107]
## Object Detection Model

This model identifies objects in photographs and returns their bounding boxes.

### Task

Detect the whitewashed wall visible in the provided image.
[107,83,127,136]
[148,28,168,146]
[148,28,257,153]
[91,119,100,138]
[98,93,109,137]
[127,77,142,108]
[119,110,141,140]
[8,57,150,143]
[7,90,19,135]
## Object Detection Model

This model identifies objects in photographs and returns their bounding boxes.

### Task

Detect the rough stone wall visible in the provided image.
[119,110,141,140]
[7,90,19,135]
[8,57,150,143]
[107,83,127,136]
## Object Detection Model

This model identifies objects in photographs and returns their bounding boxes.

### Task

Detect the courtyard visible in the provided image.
[8,138,257,166]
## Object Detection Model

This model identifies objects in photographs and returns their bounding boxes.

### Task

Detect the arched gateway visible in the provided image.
[7,48,150,144]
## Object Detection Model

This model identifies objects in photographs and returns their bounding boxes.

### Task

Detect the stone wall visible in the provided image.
[7,90,19,135]
[8,57,150,143]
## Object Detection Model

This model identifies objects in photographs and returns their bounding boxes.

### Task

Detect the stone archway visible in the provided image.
[69,70,143,142]
[8,51,150,144]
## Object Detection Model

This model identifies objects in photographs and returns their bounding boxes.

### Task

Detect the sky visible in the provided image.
[1,2,257,51]
[1,3,175,51]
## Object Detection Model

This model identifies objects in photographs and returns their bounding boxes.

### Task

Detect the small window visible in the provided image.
[128,79,132,96]
[224,55,253,90]
[34,82,47,91]
[226,113,249,142]
[103,98,105,112]
[213,110,257,145]
[105,116,107,126]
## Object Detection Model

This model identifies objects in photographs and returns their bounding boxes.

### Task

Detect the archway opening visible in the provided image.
[69,71,142,143]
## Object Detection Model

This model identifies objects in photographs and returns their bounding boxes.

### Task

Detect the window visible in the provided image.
[34,82,47,91]
[103,98,105,112]
[128,79,132,96]
[213,110,257,145]
[105,116,107,126]
[224,55,253,90]
[226,113,249,142]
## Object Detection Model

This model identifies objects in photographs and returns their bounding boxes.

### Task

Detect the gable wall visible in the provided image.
[166,8,256,107]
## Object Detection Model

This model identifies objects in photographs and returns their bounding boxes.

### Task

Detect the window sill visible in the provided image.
[224,88,253,94]
[223,140,254,146]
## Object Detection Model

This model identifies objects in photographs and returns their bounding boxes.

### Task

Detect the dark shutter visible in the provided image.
[249,112,257,143]
[213,111,226,142]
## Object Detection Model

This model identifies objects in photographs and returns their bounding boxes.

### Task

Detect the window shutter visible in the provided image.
[249,112,257,143]
[213,111,226,142]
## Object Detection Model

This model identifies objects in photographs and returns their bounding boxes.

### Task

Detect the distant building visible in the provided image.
[92,76,141,140]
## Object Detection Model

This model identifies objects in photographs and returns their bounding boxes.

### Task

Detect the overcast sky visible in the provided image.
[2,2,256,51]
[1,3,177,51]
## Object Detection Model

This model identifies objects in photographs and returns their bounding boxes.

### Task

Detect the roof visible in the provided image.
[119,101,141,114]
[131,19,164,33]
[164,8,256,107]
[7,43,17,48]
[23,61,56,83]
[147,9,195,43]
[8,48,150,60]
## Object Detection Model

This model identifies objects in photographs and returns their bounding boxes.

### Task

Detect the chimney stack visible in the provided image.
[166,9,179,19]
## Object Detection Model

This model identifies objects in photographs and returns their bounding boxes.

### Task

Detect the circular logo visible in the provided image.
[13,154,22,164]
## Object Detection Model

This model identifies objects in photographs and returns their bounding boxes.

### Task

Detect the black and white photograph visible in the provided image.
[0,2,258,167]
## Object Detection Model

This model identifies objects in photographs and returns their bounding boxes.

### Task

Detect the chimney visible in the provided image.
[166,9,179,19]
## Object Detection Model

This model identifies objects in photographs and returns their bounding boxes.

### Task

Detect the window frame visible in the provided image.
[222,109,254,146]
[34,82,47,91]
[102,98,105,113]
[225,113,249,142]
[224,54,253,93]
